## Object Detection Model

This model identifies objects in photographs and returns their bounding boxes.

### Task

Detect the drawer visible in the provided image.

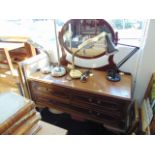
[30,81,70,99]
[68,91,126,115]
[35,95,122,122]
[30,81,125,119]
[69,97,122,118]
[30,80,128,110]
[34,91,122,119]
[36,98,125,129]
[34,93,70,105]
[68,89,124,108]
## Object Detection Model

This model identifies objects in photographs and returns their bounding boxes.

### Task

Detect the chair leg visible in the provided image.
[24,42,36,57]
[3,48,14,75]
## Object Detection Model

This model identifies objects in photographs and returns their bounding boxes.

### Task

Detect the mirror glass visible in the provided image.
[61,19,117,58]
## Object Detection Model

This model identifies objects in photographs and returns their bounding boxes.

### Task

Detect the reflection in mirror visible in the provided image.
[62,19,118,58]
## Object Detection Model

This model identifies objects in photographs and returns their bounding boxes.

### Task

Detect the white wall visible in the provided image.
[114,45,141,79]
[134,19,155,103]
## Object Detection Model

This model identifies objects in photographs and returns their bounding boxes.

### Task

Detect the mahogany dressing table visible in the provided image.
[27,69,132,133]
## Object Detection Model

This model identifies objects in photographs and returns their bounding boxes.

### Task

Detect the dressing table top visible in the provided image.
[28,69,132,101]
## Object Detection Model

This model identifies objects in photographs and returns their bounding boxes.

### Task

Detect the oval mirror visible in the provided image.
[59,19,118,68]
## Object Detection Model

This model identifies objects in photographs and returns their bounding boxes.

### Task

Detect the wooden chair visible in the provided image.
[0,47,15,75]
[0,36,36,76]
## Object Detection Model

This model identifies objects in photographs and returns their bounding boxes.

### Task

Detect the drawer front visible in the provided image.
[30,81,70,99]
[69,96,122,119]
[28,80,130,129]
[66,89,129,118]
[35,96,125,128]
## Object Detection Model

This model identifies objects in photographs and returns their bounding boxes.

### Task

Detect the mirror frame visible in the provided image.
[58,19,118,69]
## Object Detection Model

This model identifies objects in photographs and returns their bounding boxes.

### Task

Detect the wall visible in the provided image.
[134,19,155,103]
[114,45,141,79]
[113,20,155,104]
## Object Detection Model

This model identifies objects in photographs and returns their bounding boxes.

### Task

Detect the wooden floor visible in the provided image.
[0,68,19,94]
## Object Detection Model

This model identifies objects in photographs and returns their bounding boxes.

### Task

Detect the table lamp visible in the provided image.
[106,43,140,82]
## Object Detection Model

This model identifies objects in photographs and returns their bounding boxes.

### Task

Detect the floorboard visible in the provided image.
[0,68,19,94]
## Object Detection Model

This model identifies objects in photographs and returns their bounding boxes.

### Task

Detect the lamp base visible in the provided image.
[51,66,66,77]
[106,69,121,82]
